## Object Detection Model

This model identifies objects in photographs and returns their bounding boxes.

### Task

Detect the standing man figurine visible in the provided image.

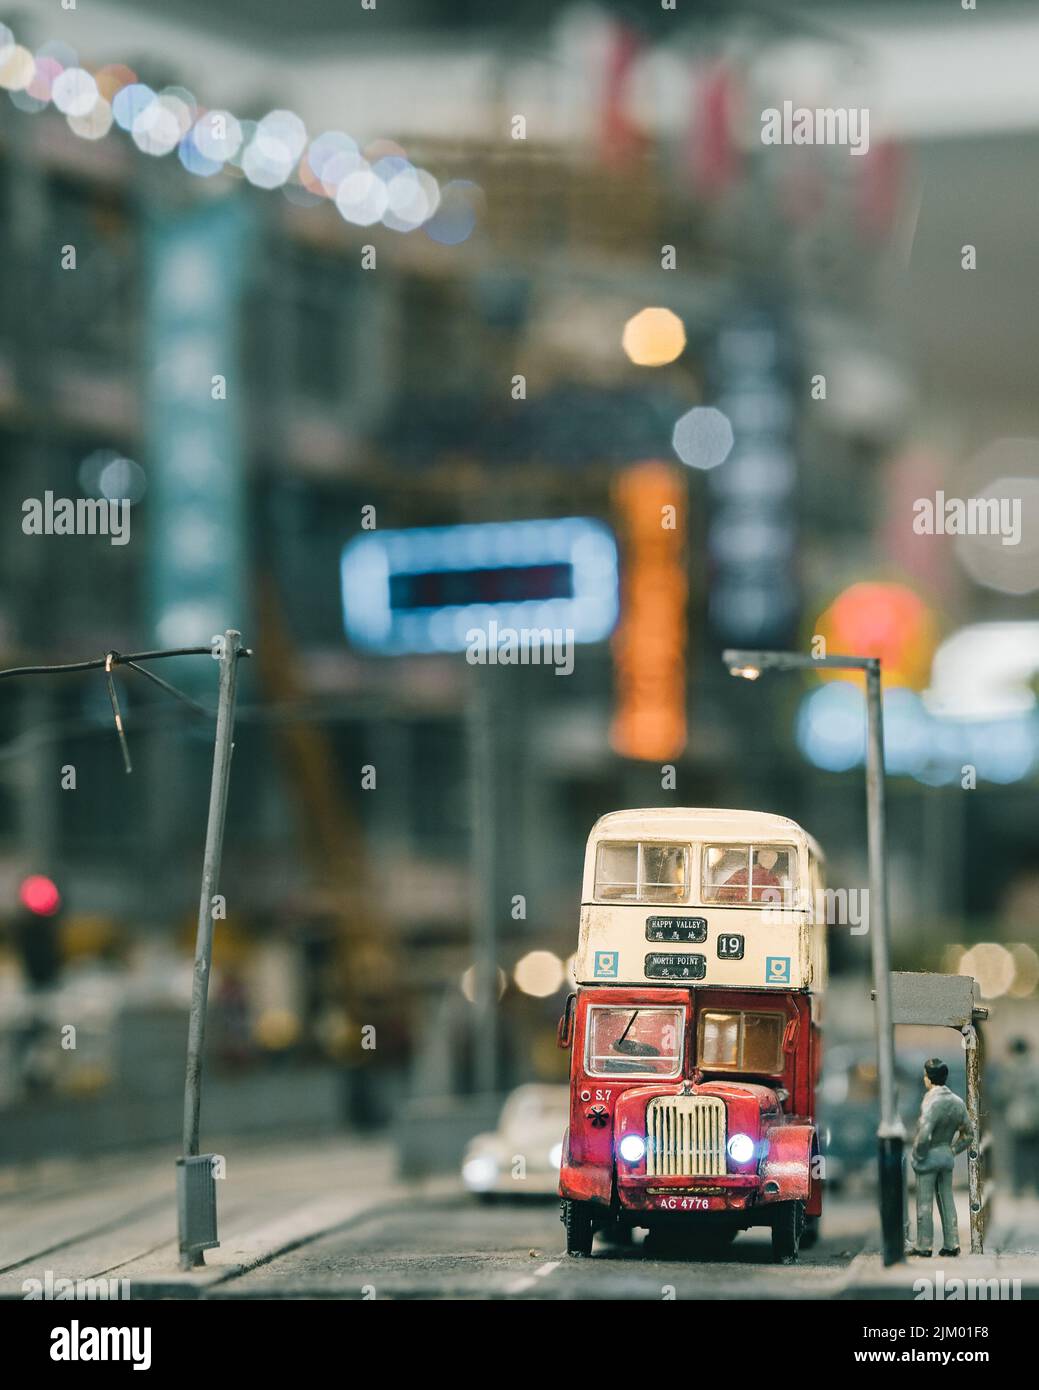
[908,1057,973,1258]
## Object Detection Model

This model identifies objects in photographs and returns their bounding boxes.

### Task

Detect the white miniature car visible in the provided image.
[462,1084,568,1200]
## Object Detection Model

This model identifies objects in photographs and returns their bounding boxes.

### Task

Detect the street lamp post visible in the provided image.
[178,629,245,1269]
[722,648,906,1267]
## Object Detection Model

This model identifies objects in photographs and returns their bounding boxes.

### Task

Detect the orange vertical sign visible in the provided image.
[609,460,688,761]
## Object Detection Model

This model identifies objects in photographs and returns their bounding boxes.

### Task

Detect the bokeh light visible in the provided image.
[112,83,155,132]
[424,179,481,245]
[622,307,687,366]
[69,98,114,141]
[99,456,147,503]
[192,109,243,163]
[132,95,183,156]
[671,405,735,470]
[19,874,61,916]
[460,964,507,1003]
[335,163,389,226]
[796,681,864,772]
[955,475,1039,596]
[959,942,1015,1000]
[27,55,62,103]
[513,951,565,997]
[178,137,223,177]
[1008,944,1039,998]
[51,67,98,117]
[94,64,136,103]
[813,582,937,690]
[796,678,1039,783]
[0,46,36,92]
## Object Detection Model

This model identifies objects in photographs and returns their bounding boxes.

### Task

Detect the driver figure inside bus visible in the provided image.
[718,847,784,904]
[907,1057,973,1258]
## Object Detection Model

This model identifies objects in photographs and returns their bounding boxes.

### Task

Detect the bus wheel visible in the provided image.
[800,1215,821,1250]
[770,1201,805,1264]
[562,1199,595,1257]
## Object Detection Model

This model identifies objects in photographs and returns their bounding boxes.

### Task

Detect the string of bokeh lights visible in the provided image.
[0,26,480,244]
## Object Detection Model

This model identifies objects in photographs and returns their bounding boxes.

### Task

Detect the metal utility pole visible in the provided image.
[178,629,244,1268]
[862,658,905,1267]
[723,648,905,1266]
[0,635,250,1269]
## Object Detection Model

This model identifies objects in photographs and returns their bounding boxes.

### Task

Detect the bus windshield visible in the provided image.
[585,1005,684,1078]
[698,1010,785,1074]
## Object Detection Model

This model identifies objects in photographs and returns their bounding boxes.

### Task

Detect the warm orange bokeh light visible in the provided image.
[621,307,687,367]
[813,582,938,689]
[610,460,688,760]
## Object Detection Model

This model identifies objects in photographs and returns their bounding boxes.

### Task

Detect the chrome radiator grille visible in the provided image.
[645,1096,727,1177]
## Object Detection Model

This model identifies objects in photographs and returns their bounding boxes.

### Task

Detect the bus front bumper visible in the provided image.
[616,1172,763,1214]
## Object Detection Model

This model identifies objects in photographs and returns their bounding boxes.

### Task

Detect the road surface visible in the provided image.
[209,1190,876,1300]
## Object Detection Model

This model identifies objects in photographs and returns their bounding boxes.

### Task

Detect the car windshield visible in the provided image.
[585,1005,684,1077]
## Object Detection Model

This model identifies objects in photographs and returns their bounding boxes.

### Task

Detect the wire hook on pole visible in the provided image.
[104,652,133,775]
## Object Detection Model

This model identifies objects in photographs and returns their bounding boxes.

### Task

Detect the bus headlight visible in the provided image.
[727,1133,755,1164]
[618,1134,646,1163]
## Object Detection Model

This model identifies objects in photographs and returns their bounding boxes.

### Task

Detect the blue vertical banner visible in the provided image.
[145,198,251,672]
[706,306,799,648]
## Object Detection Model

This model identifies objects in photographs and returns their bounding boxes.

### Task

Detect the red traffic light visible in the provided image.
[19,875,61,916]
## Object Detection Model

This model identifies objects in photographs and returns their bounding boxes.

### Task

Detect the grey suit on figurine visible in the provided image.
[910,1058,973,1256]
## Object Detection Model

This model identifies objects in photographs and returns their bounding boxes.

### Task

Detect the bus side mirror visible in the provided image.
[782,1019,799,1054]
[558,993,576,1050]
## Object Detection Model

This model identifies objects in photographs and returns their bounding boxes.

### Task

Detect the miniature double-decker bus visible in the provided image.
[557,808,827,1262]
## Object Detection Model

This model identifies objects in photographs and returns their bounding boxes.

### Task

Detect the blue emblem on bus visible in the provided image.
[765,956,791,984]
[594,951,619,979]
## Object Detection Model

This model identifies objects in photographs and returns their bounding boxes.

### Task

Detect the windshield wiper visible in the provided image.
[612,1010,660,1057]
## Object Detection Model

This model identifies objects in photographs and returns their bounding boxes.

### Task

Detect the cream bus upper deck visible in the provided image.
[575,808,827,993]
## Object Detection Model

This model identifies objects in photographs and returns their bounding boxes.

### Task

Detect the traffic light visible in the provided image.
[14,875,62,989]
[18,874,61,917]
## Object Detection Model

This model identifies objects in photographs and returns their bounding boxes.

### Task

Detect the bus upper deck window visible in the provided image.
[595,842,688,903]
[702,844,794,906]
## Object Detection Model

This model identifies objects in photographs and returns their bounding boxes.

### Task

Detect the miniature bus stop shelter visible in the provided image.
[873,971,993,1253]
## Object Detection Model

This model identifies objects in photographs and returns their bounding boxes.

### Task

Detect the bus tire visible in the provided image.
[770,1200,805,1264]
[562,1199,595,1257]
[800,1214,821,1250]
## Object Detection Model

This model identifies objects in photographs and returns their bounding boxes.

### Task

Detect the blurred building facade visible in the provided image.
[0,1,1037,1130]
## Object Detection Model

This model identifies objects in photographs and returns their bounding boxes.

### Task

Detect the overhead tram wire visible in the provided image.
[0,644,253,772]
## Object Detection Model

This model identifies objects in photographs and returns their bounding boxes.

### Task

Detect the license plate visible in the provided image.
[655,1195,722,1212]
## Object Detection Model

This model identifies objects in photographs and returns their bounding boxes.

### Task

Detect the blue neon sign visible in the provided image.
[341,517,619,654]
